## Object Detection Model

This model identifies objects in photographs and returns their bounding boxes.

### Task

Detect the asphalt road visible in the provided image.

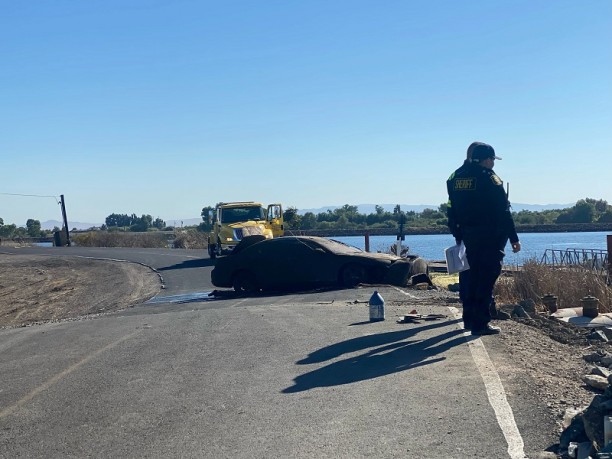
[0,247,557,458]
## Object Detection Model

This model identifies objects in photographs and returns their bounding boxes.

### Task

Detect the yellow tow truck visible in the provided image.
[207,202,284,259]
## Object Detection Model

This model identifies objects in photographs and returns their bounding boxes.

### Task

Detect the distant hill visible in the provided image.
[165,218,202,227]
[297,203,573,215]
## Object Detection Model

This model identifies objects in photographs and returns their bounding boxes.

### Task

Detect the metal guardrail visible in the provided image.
[540,248,609,276]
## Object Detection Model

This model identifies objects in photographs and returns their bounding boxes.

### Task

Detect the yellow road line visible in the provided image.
[0,329,142,419]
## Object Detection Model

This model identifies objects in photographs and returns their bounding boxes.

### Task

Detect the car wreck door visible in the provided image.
[265,239,327,289]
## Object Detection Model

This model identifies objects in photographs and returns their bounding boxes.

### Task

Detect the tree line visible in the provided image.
[513,198,612,225]
[201,198,612,232]
[0,213,168,239]
[2,198,611,239]
[103,214,167,232]
[0,218,53,238]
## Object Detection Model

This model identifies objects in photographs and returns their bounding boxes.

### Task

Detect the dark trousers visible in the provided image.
[463,245,504,329]
[459,268,498,321]
[459,269,469,304]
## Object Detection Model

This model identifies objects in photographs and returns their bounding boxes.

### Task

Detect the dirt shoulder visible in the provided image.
[0,254,161,327]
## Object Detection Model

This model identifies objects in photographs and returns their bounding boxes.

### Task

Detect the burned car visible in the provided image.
[211,235,429,293]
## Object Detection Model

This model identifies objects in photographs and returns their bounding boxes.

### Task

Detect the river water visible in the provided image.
[332,231,611,264]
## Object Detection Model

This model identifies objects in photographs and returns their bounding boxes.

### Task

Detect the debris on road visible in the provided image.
[397,313,448,324]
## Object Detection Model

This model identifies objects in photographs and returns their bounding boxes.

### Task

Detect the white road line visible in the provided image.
[448,306,526,459]
[390,286,420,299]
[394,284,526,458]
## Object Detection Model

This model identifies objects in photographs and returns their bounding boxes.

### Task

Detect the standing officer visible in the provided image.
[447,142,482,327]
[448,142,521,335]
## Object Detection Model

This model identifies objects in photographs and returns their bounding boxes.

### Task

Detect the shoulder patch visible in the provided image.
[490,174,502,186]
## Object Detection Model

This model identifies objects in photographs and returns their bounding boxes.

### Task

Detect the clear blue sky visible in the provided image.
[1,0,610,225]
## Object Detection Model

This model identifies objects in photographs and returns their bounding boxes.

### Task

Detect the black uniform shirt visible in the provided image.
[448,162,519,246]
[446,160,470,242]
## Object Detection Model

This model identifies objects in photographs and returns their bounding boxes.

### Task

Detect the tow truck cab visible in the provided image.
[207,202,283,259]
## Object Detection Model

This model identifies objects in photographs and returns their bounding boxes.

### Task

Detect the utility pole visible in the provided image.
[60,194,71,247]
[606,234,612,278]
[396,206,405,256]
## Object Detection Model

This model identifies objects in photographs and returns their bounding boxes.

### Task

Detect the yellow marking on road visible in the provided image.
[0,329,142,419]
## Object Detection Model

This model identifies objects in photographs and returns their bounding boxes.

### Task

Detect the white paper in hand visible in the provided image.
[445,242,470,274]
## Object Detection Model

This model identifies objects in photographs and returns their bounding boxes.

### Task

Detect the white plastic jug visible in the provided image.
[369,291,385,322]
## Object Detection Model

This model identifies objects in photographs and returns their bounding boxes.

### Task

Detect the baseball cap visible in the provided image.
[471,143,502,162]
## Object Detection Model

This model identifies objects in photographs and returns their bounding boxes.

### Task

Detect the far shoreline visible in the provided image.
[295,223,612,238]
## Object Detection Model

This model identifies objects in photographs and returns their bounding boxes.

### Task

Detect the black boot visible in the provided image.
[471,324,501,336]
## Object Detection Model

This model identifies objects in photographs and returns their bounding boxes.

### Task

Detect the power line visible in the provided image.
[0,192,59,199]
[0,192,61,206]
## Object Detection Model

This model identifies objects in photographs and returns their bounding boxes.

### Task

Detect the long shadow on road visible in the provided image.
[158,258,215,270]
[283,321,465,393]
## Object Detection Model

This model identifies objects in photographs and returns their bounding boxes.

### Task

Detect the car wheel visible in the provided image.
[340,263,367,288]
[232,270,259,293]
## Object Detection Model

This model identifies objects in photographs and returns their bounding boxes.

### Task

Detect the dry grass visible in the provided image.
[72,230,211,249]
[430,272,459,289]
[431,260,612,314]
[494,261,612,313]
[172,230,208,249]
[0,240,33,248]
[71,231,170,248]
